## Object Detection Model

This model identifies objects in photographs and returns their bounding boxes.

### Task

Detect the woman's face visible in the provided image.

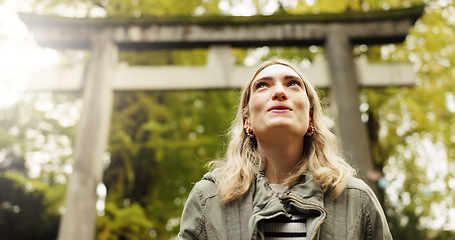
[247,64,311,140]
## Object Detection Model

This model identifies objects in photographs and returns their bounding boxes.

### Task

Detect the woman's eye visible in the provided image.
[255,82,268,89]
[288,80,302,87]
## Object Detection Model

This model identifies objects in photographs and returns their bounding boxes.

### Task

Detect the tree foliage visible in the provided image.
[0,171,61,240]
[97,202,154,240]
[345,2,455,238]
[0,93,79,239]
[102,89,238,238]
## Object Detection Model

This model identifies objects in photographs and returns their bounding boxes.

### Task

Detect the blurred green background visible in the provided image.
[0,0,454,239]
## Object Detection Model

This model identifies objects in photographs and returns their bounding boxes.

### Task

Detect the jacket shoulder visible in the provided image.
[343,179,392,239]
[190,170,220,202]
[343,177,379,207]
[343,177,387,220]
[179,172,219,239]
[345,177,371,192]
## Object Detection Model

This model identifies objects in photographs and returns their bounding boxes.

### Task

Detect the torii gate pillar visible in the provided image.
[325,30,377,192]
[57,31,117,240]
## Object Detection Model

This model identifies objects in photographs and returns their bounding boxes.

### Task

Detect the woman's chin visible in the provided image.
[260,124,306,136]
[266,119,294,128]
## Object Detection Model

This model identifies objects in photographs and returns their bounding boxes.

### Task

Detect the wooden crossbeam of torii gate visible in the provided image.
[20,6,423,240]
[26,56,416,90]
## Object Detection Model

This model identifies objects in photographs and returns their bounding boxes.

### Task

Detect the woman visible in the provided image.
[179,59,392,240]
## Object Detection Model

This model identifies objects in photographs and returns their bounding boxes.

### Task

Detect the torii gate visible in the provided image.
[20,6,423,240]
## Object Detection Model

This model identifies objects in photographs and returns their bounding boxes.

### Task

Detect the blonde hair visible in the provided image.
[210,59,355,202]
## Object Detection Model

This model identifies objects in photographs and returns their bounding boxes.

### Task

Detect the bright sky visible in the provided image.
[0,0,60,109]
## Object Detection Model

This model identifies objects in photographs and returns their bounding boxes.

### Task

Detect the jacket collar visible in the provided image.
[253,171,325,205]
[249,171,327,240]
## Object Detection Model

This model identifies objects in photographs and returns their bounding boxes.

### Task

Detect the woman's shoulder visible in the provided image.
[342,178,392,238]
[345,177,371,192]
[202,168,222,182]
[189,169,221,200]
[344,177,383,207]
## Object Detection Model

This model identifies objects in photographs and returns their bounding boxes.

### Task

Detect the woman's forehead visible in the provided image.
[254,64,301,80]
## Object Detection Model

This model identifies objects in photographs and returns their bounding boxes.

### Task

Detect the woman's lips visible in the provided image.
[267,105,293,112]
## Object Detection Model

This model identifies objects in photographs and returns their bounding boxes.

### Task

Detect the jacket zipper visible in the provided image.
[280,195,328,240]
[258,230,264,240]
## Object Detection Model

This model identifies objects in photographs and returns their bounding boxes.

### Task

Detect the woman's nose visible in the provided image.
[272,85,288,100]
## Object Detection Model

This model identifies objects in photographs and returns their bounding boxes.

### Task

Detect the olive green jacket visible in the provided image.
[179,170,392,240]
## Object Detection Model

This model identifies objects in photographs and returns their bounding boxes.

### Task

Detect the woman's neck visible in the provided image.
[257,134,304,185]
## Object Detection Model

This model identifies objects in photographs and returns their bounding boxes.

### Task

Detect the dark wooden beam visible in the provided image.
[325,30,379,195]
[19,5,423,50]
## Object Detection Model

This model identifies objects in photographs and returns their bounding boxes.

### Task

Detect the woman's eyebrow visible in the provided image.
[253,75,302,83]
[253,76,273,82]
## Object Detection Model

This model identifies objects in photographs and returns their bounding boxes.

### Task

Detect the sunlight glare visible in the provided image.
[0,1,61,109]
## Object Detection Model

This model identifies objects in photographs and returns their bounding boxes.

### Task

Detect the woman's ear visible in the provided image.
[309,106,314,122]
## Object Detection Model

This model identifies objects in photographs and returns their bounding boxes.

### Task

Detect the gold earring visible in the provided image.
[244,126,255,138]
[247,126,255,138]
[306,123,315,136]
